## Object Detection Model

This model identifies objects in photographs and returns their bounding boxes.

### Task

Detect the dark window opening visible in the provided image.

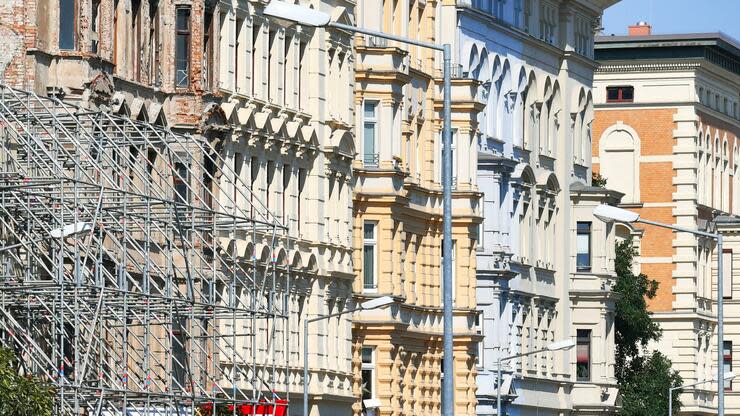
[250,157,259,217]
[233,152,243,205]
[361,346,375,404]
[148,0,161,85]
[297,168,306,233]
[252,24,260,95]
[59,0,76,50]
[298,41,307,111]
[202,11,213,89]
[174,163,189,205]
[175,7,191,88]
[268,29,277,101]
[606,86,634,103]
[91,0,101,53]
[282,164,290,223]
[172,317,188,390]
[266,160,275,209]
[576,222,592,272]
[576,329,591,381]
[235,18,243,90]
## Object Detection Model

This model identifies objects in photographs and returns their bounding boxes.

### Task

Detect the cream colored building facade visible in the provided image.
[1,0,358,414]
[593,29,740,414]
[352,0,482,415]
[454,1,621,415]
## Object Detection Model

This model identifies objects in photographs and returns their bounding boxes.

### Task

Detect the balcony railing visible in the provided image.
[363,153,380,167]
[364,35,389,48]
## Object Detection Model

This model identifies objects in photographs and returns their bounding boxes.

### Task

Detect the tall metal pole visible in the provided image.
[441,43,454,416]
[304,319,309,416]
[496,359,502,416]
[718,235,725,416]
[669,387,673,416]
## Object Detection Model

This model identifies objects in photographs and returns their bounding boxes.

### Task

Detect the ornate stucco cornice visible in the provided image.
[596,61,702,74]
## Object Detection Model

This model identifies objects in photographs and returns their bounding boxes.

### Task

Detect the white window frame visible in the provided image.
[361,346,376,400]
[363,221,378,292]
[363,100,379,167]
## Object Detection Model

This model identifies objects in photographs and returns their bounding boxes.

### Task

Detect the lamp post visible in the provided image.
[262,2,456,414]
[669,372,736,416]
[496,339,575,415]
[302,296,394,416]
[593,204,727,415]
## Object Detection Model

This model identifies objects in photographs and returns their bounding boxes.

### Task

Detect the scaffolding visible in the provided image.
[0,84,291,415]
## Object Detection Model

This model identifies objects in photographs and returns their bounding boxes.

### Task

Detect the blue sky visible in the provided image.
[601,0,740,41]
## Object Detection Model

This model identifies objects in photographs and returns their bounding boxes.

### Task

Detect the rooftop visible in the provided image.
[596,32,740,55]
[594,32,740,75]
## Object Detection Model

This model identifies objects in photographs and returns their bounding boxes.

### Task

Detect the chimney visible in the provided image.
[628,21,651,36]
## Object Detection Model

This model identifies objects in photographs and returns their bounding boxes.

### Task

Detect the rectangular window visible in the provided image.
[234,18,244,91]
[175,7,191,88]
[282,165,290,223]
[724,249,733,299]
[576,222,592,272]
[297,168,306,233]
[576,329,591,381]
[363,101,378,167]
[174,163,189,205]
[266,160,275,209]
[283,36,291,106]
[361,347,376,402]
[250,157,259,218]
[172,317,188,390]
[252,24,260,95]
[91,0,101,53]
[201,11,212,89]
[233,152,243,205]
[298,41,307,111]
[268,29,277,101]
[149,2,162,85]
[59,0,76,50]
[606,86,634,103]
[363,222,377,291]
[475,314,483,367]
[725,341,733,391]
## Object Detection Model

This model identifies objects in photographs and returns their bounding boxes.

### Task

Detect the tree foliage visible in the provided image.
[0,346,54,416]
[614,238,661,370]
[618,350,683,416]
[613,238,683,415]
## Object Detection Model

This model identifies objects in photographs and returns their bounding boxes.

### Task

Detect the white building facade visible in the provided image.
[446,1,622,414]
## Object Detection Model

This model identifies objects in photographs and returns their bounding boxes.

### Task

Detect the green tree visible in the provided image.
[0,346,54,416]
[614,238,683,415]
[618,350,683,416]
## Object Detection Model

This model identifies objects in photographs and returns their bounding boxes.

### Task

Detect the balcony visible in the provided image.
[363,153,380,168]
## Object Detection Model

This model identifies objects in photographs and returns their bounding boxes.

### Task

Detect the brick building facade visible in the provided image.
[0,0,358,414]
[593,28,740,414]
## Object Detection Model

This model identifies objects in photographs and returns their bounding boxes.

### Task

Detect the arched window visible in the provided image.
[512,164,535,264]
[599,122,640,203]
[714,136,721,208]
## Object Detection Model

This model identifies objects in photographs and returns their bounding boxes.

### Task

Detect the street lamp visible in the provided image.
[303,296,394,416]
[669,372,736,416]
[263,2,456,414]
[593,204,727,415]
[496,339,575,415]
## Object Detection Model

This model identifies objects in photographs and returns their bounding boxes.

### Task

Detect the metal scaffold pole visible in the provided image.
[0,83,293,415]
